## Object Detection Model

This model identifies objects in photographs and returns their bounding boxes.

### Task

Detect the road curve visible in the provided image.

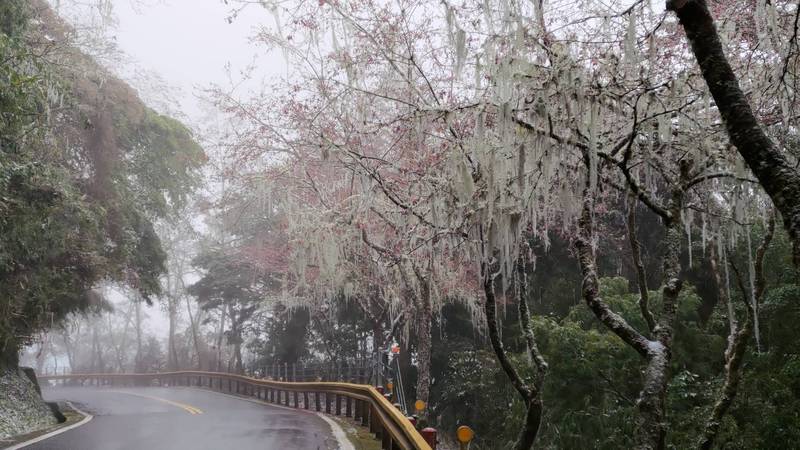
[21,386,344,450]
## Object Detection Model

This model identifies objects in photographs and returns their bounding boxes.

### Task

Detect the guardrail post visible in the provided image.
[293,391,299,408]
[325,393,331,414]
[303,392,309,409]
[368,406,378,435]
[335,394,342,415]
[421,428,437,450]
[346,397,352,417]
[382,427,391,449]
[360,401,369,426]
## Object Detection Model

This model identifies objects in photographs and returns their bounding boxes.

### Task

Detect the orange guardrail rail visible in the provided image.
[39,370,433,450]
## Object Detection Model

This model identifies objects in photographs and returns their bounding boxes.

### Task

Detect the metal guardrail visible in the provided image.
[39,371,433,450]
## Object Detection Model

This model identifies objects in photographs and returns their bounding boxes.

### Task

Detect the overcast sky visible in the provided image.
[111,0,283,124]
[93,0,284,338]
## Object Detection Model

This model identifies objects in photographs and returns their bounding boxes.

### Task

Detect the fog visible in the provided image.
[8,0,800,447]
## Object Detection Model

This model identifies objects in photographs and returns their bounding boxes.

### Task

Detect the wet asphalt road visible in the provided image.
[24,386,340,450]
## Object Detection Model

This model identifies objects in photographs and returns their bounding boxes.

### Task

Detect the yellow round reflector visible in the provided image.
[414,399,426,412]
[456,425,474,443]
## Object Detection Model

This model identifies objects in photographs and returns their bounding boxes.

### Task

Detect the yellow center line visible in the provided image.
[106,391,204,415]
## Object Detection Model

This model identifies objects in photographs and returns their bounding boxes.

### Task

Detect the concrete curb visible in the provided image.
[4,402,93,450]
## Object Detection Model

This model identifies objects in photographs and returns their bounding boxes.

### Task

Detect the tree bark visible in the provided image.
[167,295,179,371]
[134,298,143,373]
[481,251,546,450]
[185,295,204,370]
[414,278,433,409]
[668,0,800,263]
[215,307,226,372]
[627,195,656,333]
[576,178,683,450]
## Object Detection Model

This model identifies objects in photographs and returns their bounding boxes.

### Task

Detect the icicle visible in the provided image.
[445,4,455,45]
[331,24,340,52]
[517,143,526,196]
[474,55,482,90]
[781,92,790,125]
[755,0,769,50]
[765,0,779,52]
[476,111,486,139]
[685,208,694,268]
[658,113,670,144]
[645,31,657,69]
[483,0,494,33]
[624,12,638,67]
[268,5,288,64]
[720,236,736,332]
[588,101,599,192]
[500,0,510,31]
[701,211,707,254]
[746,229,761,352]
[533,0,544,33]
[455,28,467,79]
[457,152,475,202]
[719,18,735,47]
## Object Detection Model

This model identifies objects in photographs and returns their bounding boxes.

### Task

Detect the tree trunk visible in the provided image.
[134,299,143,373]
[216,307,226,373]
[35,338,49,374]
[668,0,800,263]
[576,178,683,450]
[482,260,545,450]
[167,296,179,370]
[185,295,204,370]
[638,204,683,450]
[414,279,433,409]
[0,346,20,372]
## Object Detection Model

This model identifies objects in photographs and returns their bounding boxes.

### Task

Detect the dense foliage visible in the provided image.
[0,0,204,367]
[16,0,800,449]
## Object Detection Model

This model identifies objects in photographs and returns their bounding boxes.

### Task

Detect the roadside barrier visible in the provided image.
[39,370,434,450]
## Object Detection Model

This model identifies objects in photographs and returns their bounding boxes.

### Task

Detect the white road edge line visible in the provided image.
[176,386,355,450]
[6,402,93,450]
[315,413,356,450]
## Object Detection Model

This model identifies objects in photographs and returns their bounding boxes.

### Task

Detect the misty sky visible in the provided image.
[112,0,283,123]
[99,0,285,337]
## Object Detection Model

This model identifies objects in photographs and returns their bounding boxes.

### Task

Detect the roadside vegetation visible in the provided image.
[5,0,800,449]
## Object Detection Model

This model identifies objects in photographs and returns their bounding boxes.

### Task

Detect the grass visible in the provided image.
[330,416,382,450]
